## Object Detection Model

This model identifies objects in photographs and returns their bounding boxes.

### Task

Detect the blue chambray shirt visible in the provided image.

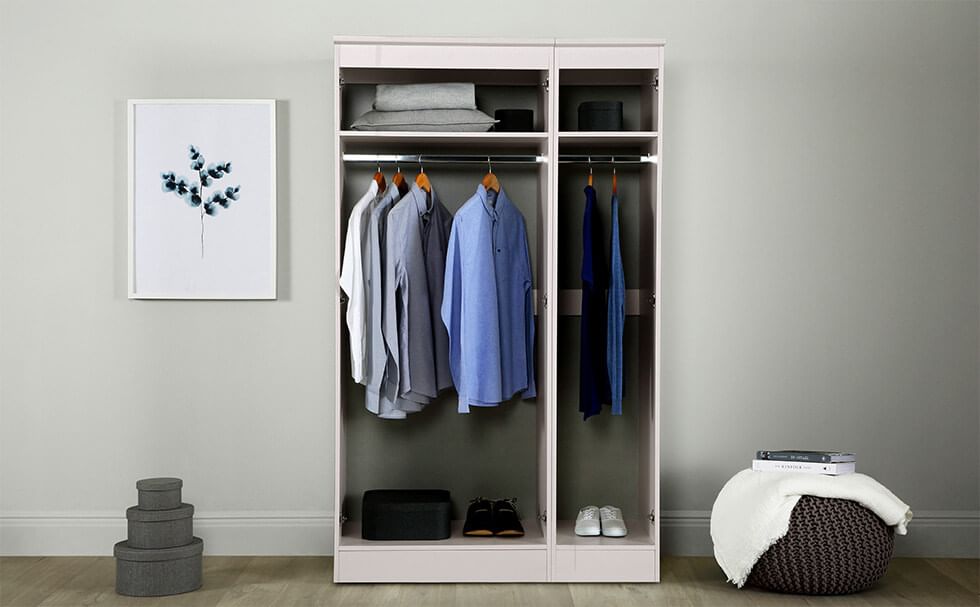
[442,185,536,413]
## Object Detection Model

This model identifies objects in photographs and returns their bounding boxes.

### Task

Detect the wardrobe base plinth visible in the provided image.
[333,548,548,583]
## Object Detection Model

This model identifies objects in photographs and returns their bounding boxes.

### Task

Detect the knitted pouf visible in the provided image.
[746,495,894,595]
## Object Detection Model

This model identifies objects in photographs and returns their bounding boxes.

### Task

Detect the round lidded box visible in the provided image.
[577,100,624,131]
[137,477,182,511]
[115,537,203,597]
[126,503,194,549]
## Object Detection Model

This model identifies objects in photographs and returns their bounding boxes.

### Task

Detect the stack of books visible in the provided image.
[753,450,856,475]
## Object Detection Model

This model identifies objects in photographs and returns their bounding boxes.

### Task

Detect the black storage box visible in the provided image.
[578,100,624,131]
[361,490,452,541]
[494,108,534,132]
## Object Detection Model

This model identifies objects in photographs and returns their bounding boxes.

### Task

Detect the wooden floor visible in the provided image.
[0,556,976,606]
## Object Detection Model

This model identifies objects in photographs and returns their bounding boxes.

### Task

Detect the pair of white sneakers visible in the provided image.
[574,505,627,537]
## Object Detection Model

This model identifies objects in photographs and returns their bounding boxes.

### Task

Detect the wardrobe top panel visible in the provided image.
[334,36,555,46]
[335,39,552,70]
[334,37,665,71]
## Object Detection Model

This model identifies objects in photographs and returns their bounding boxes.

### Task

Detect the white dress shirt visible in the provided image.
[339,180,380,384]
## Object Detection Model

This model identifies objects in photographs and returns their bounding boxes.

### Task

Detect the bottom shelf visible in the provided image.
[335,519,548,582]
[553,519,658,582]
[333,519,659,583]
[555,519,656,549]
[338,519,545,550]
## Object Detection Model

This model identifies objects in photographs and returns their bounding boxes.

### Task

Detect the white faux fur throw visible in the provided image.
[710,469,913,588]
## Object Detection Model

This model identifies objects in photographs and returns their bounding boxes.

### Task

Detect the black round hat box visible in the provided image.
[578,100,624,131]
[494,108,534,132]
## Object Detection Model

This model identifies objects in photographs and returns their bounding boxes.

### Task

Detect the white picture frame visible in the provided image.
[128,99,277,299]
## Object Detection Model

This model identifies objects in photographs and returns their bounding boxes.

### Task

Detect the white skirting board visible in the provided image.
[659,510,980,559]
[0,511,333,556]
[1,510,976,557]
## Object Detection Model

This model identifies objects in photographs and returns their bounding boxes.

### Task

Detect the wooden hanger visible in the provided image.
[415,155,431,193]
[612,158,617,194]
[373,163,386,192]
[481,156,500,193]
[392,163,409,197]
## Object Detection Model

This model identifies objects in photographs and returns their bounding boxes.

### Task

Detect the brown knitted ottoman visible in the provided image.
[746,495,894,595]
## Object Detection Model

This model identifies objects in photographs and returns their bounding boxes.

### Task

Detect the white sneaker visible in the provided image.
[574,506,601,536]
[599,505,627,537]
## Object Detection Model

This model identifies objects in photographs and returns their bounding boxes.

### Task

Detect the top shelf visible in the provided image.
[338,131,548,145]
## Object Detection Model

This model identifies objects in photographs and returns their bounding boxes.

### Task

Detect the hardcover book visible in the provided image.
[752,459,856,475]
[756,450,856,463]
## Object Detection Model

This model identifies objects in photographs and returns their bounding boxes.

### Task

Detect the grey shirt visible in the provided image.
[364,186,421,419]
[382,183,454,405]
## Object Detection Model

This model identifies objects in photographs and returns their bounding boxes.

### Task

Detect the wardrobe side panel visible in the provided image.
[333,50,347,562]
[651,47,664,581]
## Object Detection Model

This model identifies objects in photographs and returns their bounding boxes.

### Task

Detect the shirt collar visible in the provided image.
[409,183,435,218]
[476,184,508,219]
[379,183,401,206]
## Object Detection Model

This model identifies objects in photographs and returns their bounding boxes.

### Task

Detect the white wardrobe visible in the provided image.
[332,36,663,583]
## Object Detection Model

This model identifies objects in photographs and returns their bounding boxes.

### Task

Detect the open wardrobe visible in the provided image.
[332,37,663,583]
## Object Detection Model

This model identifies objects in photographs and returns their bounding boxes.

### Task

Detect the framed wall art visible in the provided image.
[128,99,277,299]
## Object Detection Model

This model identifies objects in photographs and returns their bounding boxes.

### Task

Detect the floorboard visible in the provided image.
[0,556,975,607]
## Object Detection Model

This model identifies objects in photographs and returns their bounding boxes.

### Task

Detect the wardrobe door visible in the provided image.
[552,42,662,583]
[333,38,555,582]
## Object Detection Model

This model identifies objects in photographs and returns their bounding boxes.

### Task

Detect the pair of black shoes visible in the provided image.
[463,497,525,537]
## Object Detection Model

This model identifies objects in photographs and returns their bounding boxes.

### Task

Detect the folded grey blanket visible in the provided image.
[350,108,496,132]
[373,83,476,112]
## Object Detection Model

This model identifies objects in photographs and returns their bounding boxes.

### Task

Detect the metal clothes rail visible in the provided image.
[341,153,656,165]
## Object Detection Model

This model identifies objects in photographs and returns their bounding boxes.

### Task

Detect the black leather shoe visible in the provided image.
[492,498,524,537]
[463,498,494,536]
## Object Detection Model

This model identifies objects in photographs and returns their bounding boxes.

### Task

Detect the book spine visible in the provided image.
[756,451,834,463]
[752,459,856,475]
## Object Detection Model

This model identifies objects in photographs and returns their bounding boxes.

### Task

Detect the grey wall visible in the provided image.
[1,0,977,556]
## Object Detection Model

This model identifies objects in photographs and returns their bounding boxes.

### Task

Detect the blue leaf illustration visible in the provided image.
[183,183,202,207]
[162,145,244,258]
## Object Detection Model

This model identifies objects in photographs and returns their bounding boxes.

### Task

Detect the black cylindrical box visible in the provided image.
[578,101,624,131]
[494,109,534,132]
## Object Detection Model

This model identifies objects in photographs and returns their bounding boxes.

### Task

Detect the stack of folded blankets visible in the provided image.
[350,83,498,132]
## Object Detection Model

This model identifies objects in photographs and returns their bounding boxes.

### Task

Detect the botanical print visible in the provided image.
[160,145,241,258]
[129,100,276,299]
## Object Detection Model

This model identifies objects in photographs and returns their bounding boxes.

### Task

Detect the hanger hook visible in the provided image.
[418,154,423,174]
[588,155,592,175]
[612,156,616,175]
[488,155,492,174]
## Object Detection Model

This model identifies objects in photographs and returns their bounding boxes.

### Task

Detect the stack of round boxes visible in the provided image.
[114,477,203,597]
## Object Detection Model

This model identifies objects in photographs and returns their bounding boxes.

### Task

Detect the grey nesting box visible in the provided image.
[114,537,203,597]
[115,477,202,597]
[137,477,182,510]
[126,503,194,549]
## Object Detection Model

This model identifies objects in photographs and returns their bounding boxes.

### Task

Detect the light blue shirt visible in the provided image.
[606,193,625,415]
[442,185,536,413]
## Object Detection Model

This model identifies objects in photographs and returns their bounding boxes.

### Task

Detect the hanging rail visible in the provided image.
[342,153,545,164]
[558,154,656,164]
[341,153,657,164]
